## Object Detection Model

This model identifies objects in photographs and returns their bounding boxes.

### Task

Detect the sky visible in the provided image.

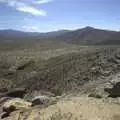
[0,0,120,32]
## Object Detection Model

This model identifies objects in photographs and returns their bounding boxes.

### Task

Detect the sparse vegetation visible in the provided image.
[0,33,120,119]
[0,44,119,96]
[88,93,102,99]
[46,109,86,120]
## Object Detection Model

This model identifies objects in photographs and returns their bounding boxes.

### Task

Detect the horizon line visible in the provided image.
[0,26,120,33]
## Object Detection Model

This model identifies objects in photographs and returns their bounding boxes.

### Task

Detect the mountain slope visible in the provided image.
[0,29,69,41]
[41,30,70,37]
[0,27,120,45]
[55,27,120,45]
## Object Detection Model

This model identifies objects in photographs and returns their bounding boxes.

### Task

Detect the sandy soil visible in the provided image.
[2,96,120,120]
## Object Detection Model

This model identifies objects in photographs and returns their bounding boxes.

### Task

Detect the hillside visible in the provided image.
[0,27,120,45]
[0,45,120,120]
[55,26,120,45]
[0,34,120,120]
[0,45,119,95]
[0,29,69,42]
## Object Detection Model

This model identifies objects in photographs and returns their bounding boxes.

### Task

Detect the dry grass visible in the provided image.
[0,45,120,95]
[112,114,120,120]
[5,96,120,120]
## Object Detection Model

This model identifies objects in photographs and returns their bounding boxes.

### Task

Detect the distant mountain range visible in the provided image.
[0,27,120,45]
[54,27,120,45]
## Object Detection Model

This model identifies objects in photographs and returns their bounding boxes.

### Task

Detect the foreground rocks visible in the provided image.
[31,96,50,106]
[1,98,31,119]
[1,96,120,120]
[104,73,120,98]
[3,98,31,111]
[88,93,102,99]
[104,82,120,97]
[0,88,60,119]
[0,88,27,99]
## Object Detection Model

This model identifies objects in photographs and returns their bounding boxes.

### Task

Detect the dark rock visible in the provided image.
[88,93,102,99]
[0,88,8,93]
[1,98,31,118]
[115,54,120,60]
[3,105,16,113]
[16,60,34,70]
[31,96,50,107]
[1,105,16,119]
[31,99,43,106]
[1,112,10,119]
[104,80,120,98]
[9,60,34,72]
[3,98,31,111]
[0,97,12,114]
[5,88,27,98]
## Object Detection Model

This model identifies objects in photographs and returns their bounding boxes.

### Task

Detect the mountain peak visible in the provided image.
[82,26,95,30]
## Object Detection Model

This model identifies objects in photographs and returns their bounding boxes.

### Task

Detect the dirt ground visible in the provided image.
[2,96,120,120]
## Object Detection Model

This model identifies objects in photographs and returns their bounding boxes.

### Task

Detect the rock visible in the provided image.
[115,54,120,60]
[104,74,120,98]
[104,82,120,98]
[88,93,102,99]
[3,105,16,113]
[0,97,12,114]
[5,88,27,98]
[3,98,31,113]
[32,90,55,97]
[0,88,8,93]
[24,94,33,102]
[31,96,50,106]
[1,98,31,119]
[9,59,34,72]
[1,112,10,119]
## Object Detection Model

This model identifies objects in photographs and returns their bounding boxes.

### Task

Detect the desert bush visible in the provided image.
[88,93,102,99]
[46,109,86,120]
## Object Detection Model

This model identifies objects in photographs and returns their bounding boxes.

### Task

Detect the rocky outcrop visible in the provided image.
[1,96,120,120]
[9,59,34,72]
[31,96,50,106]
[88,93,102,99]
[104,73,120,98]
[1,98,31,119]
[3,98,31,110]
[0,88,27,99]
[0,88,8,93]
[104,83,120,97]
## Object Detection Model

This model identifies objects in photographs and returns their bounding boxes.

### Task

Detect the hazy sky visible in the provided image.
[0,0,120,32]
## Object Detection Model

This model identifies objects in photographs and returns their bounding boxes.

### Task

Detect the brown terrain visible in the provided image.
[0,28,120,120]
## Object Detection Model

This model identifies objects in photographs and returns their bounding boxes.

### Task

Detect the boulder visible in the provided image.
[0,97,12,114]
[9,59,34,72]
[3,98,31,113]
[104,82,120,98]
[5,88,27,98]
[115,54,120,60]
[88,93,102,99]
[3,105,16,113]
[1,112,10,119]
[31,96,50,106]
[0,88,8,93]
[104,74,120,97]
